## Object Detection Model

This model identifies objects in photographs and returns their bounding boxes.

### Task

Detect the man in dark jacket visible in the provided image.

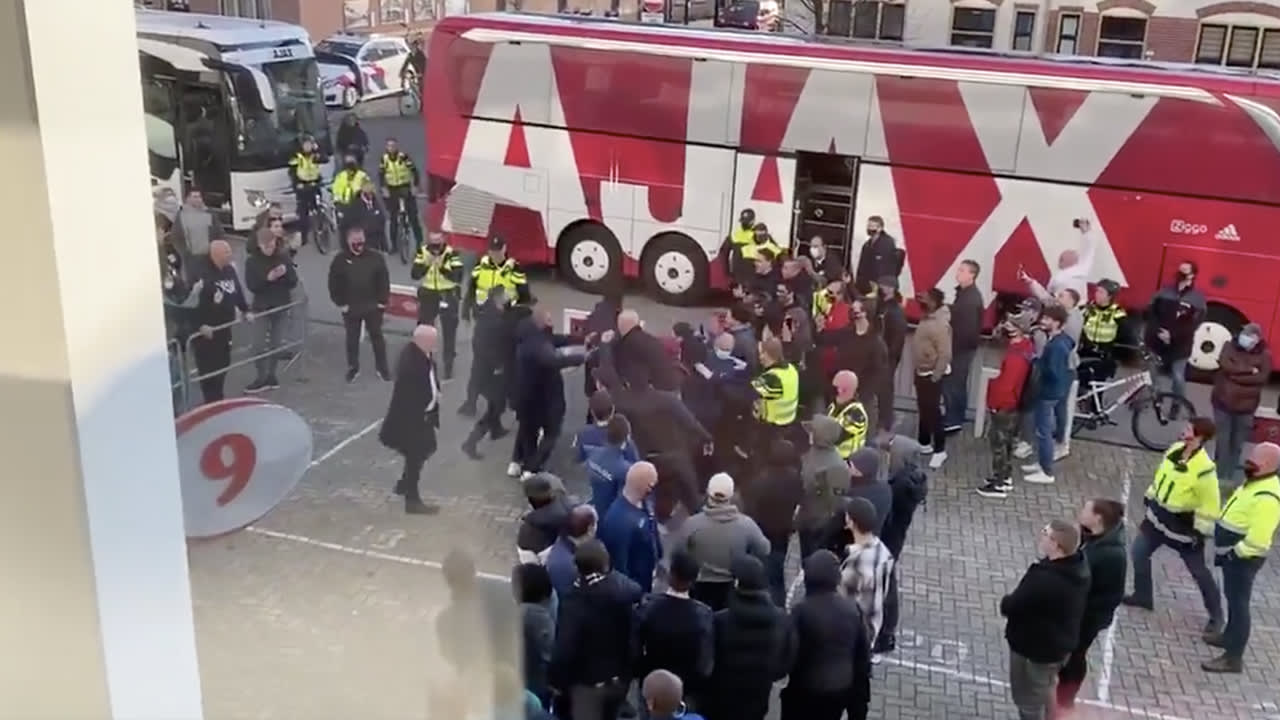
[943,259,985,432]
[461,286,513,460]
[547,505,598,598]
[378,325,441,515]
[1000,519,1090,720]
[344,178,389,251]
[516,473,572,563]
[582,291,624,416]
[782,550,872,720]
[876,276,908,379]
[745,438,803,607]
[328,227,391,382]
[599,462,663,592]
[1058,498,1127,712]
[189,239,250,405]
[1211,323,1270,484]
[817,299,892,433]
[703,555,794,720]
[1145,260,1206,403]
[244,228,298,393]
[875,434,929,655]
[632,549,714,706]
[550,539,644,720]
[1023,305,1075,485]
[512,305,586,476]
[853,214,902,289]
[611,309,684,393]
[335,113,369,165]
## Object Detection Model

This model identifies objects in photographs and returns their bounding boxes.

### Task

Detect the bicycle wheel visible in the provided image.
[397,220,411,264]
[399,89,420,116]
[314,212,330,255]
[1131,391,1195,451]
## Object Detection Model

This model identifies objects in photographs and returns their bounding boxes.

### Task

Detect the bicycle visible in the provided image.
[1071,344,1196,451]
[309,188,337,255]
[399,70,421,117]
[389,191,414,265]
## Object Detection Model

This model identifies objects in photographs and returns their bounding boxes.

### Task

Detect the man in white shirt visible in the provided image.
[1020,219,1098,302]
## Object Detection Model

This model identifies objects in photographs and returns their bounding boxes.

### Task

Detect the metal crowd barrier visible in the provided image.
[172,295,310,412]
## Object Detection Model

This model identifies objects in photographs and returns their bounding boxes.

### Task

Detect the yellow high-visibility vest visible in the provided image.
[381,153,414,187]
[752,362,799,425]
[828,400,868,459]
[416,245,463,291]
[289,152,321,183]
[472,256,527,304]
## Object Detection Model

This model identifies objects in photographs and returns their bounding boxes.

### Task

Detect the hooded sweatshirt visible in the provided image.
[789,551,873,699]
[999,550,1091,663]
[676,502,771,584]
[847,448,891,535]
[798,415,851,530]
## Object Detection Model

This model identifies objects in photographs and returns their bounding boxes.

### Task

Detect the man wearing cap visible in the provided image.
[674,472,771,612]
[463,236,529,322]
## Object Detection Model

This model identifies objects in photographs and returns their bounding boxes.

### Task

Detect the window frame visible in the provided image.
[1195,23,1280,69]
[829,0,905,41]
[1055,11,1081,54]
[950,6,997,49]
[1095,14,1148,59]
[1011,9,1036,52]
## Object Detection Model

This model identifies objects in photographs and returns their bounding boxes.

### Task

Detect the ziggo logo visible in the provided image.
[1170,219,1208,235]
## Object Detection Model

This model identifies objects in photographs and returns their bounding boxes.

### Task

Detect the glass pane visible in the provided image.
[1196,25,1227,64]
[1013,34,1032,51]
[1261,29,1280,69]
[951,32,994,49]
[1057,37,1077,54]
[1060,14,1079,37]
[879,3,904,40]
[1097,41,1144,59]
[851,2,879,38]
[1227,27,1259,67]
[1014,11,1035,35]
[1099,17,1146,43]
[952,8,996,33]
[827,0,853,37]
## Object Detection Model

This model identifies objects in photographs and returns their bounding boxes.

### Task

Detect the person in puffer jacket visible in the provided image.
[673,472,771,612]
[781,550,872,720]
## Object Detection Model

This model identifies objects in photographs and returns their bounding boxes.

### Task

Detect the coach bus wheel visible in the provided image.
[557,222,623,295]
[642,232,708,307]
[1187,303,1247,380]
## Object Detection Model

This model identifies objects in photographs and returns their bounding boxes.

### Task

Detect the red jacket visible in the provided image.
[987,337,1033,412]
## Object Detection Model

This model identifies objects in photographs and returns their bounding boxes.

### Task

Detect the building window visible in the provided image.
[828,1,904,41]
[951,7,996,48]
[219,0,270,17]
[1056,12,1080,54]
[1097,16,1146,58]
[1196,24,1280,69]
[1012,10,1036,51]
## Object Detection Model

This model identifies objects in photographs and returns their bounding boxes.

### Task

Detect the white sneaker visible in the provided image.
[918,445,934,455]
[1024,470,1056,485]
[1020,462,1042,474]
[871,653,884,665]
[521,471,534,481]
[1054,443,1070,461]
[928,451,948,469]
[506,462,522,478]
[1013,441,1033,459]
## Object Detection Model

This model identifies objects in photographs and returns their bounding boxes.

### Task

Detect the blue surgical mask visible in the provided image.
[714,348,733,360]
[1238,333,1259,350]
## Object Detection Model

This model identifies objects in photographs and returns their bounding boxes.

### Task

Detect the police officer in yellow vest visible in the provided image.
[411,232,465,378]
[287,135,324,243]
[379,138,424,253]
[828,369,869,462]
[1202,441,1280,673]
[1123,417,1224,636]
[464,236,530,322]
[751,337,801,452]
[331,152,371,231]
[1079,278,1128,386]
[726,208,756,276]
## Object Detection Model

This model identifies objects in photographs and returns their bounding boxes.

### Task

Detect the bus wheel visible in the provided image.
[642,232,708,306]
[1187,302,1247,379]
[557,222,623,295]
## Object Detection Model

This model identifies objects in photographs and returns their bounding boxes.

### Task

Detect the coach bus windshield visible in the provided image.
[226,57,329,170]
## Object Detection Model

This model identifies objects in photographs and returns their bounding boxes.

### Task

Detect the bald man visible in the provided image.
[190,238,250,404]
[643,669,705,720]
[608,308,683,393]
[827,369,869,461]
[597,461,663,591]
[1203,442,1280,673]
[379,324,443,514]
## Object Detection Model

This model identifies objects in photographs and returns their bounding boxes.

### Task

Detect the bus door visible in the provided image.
[793,150,858,269]
[175,82,231,210]
[731,151,796,252]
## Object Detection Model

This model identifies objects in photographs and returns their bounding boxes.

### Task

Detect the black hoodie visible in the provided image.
[999,551,1091,662]
[788,551,872,705]
[705,588,794,720]
[327,246,389,315]
[1080,522,1128,637]
[243,244,297,311]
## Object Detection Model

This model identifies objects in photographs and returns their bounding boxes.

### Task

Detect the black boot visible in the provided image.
[405,498,439,515]
[458,400,477,417]
[461,425,485,460]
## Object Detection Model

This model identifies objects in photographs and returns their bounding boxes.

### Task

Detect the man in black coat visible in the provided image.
[378,325,441,515]
[461,286,513,460]
[703,555,794,720]
[1058,498,1128,712]
[512,305,586,477]
[1000,519,1091,720]
[610,309,684,393]
[853,215,903,288]
[328,227,391,382]
[582,291,623,419]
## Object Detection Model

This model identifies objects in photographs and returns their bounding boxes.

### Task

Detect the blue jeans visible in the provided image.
[943,349,976,428]
[1054,370,1076,443]
[1213,407,1253,485]
[1033,398,1059,473]
[1129,523,1222,622]
[1165,357,1189,400]
[1221,556,1265,658]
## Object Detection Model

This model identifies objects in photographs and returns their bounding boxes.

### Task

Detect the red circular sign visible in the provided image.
[176,398,313,539]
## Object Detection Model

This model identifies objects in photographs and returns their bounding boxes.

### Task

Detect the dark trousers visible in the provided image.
[876,565,900,650]
[651,451,700,521]
[567,679,628,720]
[691,581,733,612]
[387,185,423,251]
[1055,624,1102,709]
[1221,556,1265,659]
[191,331,232,404]
[515,412,563,473]
[1129,522,1222,622]
[417,289,459,373]
[343,309,389,375]
[942,348,976,428]
[798,527,826,565]
[765,543,789,608]
[466,371,507,443]
[780,685,864,720]
[463,356,483,409]
[294,183,319,239]
[399,444,435,502]
[914,374,945,452]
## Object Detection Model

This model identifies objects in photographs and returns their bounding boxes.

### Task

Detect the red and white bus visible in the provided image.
[422,13,1280,371]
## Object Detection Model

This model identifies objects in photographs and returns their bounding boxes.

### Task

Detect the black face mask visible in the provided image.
[427,243,444,254]
[1176,271,1192,285]
[344,161,358,170]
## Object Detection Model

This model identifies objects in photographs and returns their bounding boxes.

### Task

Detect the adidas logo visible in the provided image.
[1215,224,1241,241]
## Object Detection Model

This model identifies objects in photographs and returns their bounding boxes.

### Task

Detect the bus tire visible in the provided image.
[1187,302,1247,380]
[557,222,623,295]
[642,232,708,306]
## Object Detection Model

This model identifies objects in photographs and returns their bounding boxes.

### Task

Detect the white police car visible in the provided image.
[315,33,411,109]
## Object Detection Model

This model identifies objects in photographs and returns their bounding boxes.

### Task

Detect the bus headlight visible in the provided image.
[245,190,269,209]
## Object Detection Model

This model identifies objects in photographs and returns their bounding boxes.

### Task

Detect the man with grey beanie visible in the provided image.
[673,472,771,611]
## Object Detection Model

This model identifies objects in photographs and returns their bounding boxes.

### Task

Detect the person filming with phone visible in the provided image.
[1018,218,1099,302]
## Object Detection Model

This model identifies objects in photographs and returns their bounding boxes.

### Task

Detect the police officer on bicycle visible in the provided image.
[411,232,465,378]
[379,138,423,254]
[288,135,324,245]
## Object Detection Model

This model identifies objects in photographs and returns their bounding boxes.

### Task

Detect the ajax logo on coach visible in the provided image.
[1170,219,1208,236]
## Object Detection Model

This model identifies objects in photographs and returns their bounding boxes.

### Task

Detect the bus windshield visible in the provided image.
[231,57,328,168]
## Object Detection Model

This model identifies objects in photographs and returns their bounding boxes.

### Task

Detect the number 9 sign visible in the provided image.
[176,398,313,539]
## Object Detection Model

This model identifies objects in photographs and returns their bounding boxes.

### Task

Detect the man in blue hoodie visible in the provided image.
[587,415,636,517]
[1023,304,1075,486]
[575,389,640,464]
